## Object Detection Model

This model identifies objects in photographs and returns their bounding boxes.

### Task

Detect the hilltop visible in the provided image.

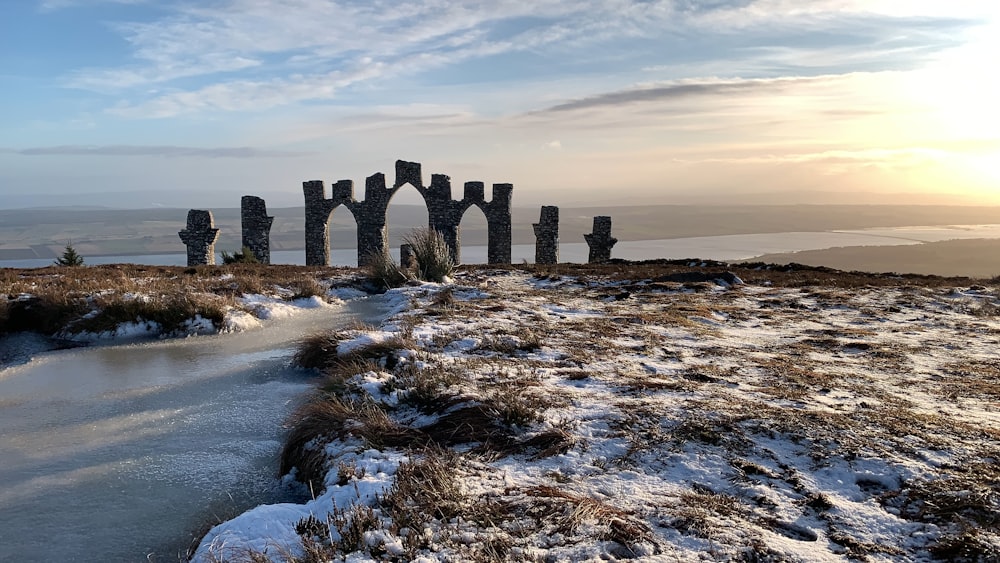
[153,261,994,562]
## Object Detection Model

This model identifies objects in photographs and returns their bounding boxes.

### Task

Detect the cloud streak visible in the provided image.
[536,75,830,114]
[10,145,310,158]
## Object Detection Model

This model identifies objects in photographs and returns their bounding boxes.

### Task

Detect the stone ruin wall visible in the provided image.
[178,159,617,267]
[304,160,513,267]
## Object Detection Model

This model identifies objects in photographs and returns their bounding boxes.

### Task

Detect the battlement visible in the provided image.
[394,160,423,189]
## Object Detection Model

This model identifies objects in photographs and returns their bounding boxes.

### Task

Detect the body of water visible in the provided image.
[4,224,1000,269]
[0,298,388,562]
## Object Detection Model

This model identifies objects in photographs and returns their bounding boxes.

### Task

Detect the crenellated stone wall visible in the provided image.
[302,159,514,267]
[533,206,559,265]
[241,195,273,264]
[178,209,220,266]
[584,216,617,264]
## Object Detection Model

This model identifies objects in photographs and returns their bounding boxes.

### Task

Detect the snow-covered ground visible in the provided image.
[192,268,1000,561]
[0,284,360,371]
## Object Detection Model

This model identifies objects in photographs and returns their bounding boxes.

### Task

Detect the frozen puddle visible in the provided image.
[0,297,387,562]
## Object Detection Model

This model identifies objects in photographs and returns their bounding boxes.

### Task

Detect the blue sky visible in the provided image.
[1,0,998,208]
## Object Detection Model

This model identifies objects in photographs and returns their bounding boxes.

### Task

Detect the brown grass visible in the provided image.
[0,263,360,336]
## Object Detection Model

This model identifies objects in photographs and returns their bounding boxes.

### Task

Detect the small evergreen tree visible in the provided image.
[55,244,84,267]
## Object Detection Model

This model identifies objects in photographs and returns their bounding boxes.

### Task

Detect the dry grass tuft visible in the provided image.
[504,484,656,552]
[294,331,345,370]
[515,424,577,460]
[294,330,410,371]
[1,292,89,334]
[381,447,467,525]
[279,397,421,490]
[285,277,326,300]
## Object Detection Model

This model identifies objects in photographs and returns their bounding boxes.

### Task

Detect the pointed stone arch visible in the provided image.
[303,160,513,267]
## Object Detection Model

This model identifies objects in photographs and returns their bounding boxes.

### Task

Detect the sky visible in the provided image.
[1,0,998,209]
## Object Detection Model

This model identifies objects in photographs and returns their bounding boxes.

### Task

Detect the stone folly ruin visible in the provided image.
[178,210,220,266]
[241,196,274,264]
[304,160,513,267]
[533,206,559,265]
[584,216,617,264]
[178,159,617,267]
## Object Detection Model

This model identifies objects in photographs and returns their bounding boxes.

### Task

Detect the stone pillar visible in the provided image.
[584,216,617,264]
[178,209,220,266]
[241,195,273,264]
[484,183,513,265]
[356,173,393,267]
[426,174,464,264]
[533,205,559,265]
[304,180,331,266]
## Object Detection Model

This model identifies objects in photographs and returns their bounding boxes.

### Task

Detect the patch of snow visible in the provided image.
[222,309,262,333]
[193,446,407,563]
[329,287,369,301]
[67,320,162,342]
[337,331,396,356]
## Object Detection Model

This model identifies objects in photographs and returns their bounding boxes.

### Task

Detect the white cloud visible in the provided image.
[38,0,145,13]
[13,144,309,158]
[47,0,993,134]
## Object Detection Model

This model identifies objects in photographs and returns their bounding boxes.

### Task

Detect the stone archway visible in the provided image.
[303,160,513,267]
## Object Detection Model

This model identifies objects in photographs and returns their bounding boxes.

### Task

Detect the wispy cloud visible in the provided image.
[38,0,145,13]
[60,0,987,119]
[536,75,830,114]
[10,145,310,158]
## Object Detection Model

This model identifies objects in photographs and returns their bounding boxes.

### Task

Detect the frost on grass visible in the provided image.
[196,267,1000,562]
[0,264,369,350]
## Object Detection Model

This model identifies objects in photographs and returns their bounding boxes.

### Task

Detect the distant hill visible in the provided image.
[2,204,999,261]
